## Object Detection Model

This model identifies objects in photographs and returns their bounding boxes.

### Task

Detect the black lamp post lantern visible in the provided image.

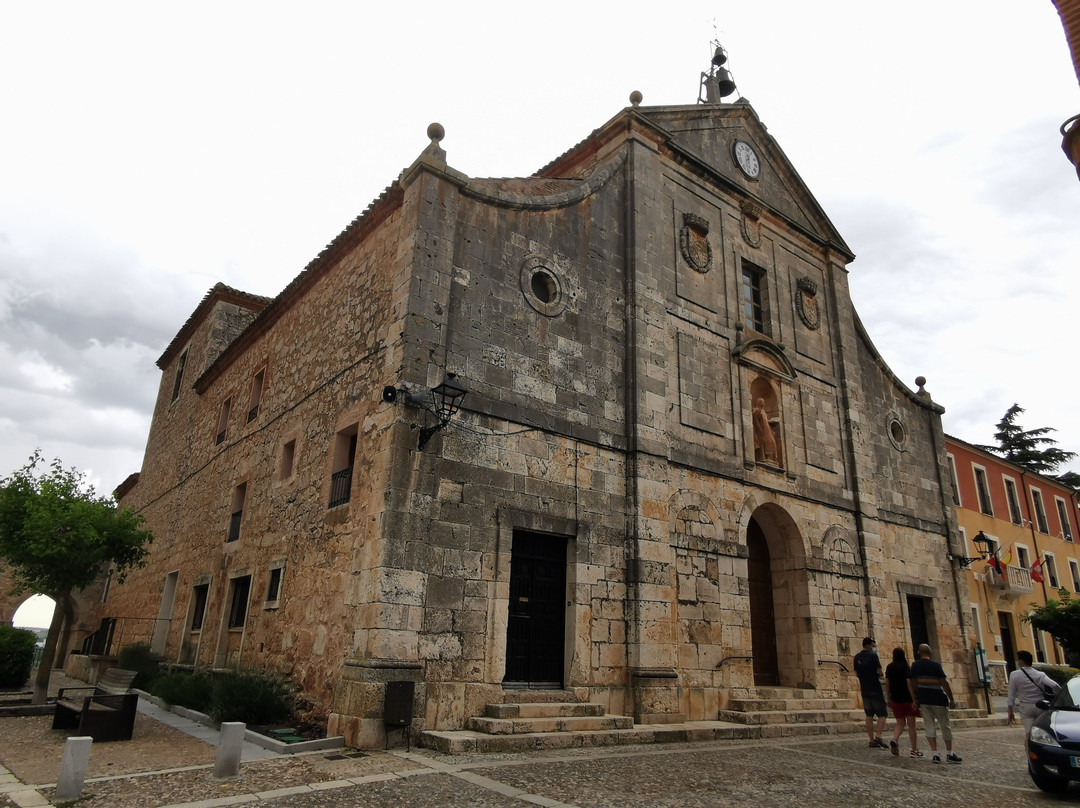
[417,374,467,449]
[951,530,996,568]
[381,373,469,449]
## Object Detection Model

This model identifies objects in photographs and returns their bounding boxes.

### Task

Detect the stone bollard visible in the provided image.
[213,722,246,779]
[55,736,93,801]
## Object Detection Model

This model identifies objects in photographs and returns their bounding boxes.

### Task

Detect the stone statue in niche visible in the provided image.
[752,397,780,465]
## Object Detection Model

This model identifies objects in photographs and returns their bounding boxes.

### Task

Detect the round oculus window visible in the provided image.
[520,255,567,316]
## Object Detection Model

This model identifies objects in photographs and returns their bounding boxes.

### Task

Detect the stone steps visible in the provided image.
[420,719,864,755]
[466,714,635,735]
[484,702,607,719]
[415,687,1010,755]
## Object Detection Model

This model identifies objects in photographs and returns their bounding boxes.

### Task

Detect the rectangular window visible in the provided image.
[227,482,246,542]
[1046,554,1060,588]
[171,349,188,403]
[1032,489,1050,533]
[973,466,993,516]
[1034,628,1047,663]
[227,576,251,629]
[265,565,284,606]
[1017,545,1030,571]
[1070,559,1080,593]
[248,368,265,424]
[947,454,961,507]
[740,261,767,334]
[1003,477,1023,525]
[329,426,358,508]
[216,397,232,445]
[1056,497,1073,541]
[190,583,209,630]
[279,439,296,481]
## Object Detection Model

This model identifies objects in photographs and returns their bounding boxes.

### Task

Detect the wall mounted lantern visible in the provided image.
[951,530,996,569]
[382,373,468,449]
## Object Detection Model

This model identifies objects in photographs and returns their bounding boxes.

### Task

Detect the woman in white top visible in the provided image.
[1007,650,1061,733]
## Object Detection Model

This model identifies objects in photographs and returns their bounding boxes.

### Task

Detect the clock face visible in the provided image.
[733,140,761,179]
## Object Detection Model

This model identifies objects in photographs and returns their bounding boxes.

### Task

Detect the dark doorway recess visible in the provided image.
[907,595,930,652]
[747,518,780,687]
[998,611,1017,675]
[504,531,567,688]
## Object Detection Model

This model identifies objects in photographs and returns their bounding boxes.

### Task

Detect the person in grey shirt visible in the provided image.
[1008,650,1061,734]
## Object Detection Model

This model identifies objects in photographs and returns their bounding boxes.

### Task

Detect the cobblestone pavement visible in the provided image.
[220,726,1072,808]
[7,724,1073,808]
[0,676,1067,808]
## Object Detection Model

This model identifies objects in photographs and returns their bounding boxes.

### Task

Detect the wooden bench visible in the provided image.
[51,667,139,742]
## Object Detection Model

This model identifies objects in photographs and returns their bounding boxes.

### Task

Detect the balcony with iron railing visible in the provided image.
[227,509,243,542]
[329,466,353,508]
[78,616,170,657]
[986,564,1033,597]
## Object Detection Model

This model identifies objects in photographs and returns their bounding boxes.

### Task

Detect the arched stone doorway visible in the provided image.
[745,504,813,689]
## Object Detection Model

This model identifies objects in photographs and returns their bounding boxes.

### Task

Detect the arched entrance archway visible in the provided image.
[745,504,813,689]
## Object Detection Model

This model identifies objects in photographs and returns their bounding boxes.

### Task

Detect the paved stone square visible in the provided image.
[4,722,1067,808]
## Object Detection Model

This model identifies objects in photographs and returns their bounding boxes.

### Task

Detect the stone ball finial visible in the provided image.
[629,90,643,107]
[915,375,926,388]
[427,122,445,142]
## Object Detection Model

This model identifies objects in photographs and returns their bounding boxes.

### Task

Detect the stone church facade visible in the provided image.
[110,91,973,747]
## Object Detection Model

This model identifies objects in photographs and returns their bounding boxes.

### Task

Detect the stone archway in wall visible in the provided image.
[743,502,812,689]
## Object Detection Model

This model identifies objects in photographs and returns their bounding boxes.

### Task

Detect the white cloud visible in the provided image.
[0,0,1078,488]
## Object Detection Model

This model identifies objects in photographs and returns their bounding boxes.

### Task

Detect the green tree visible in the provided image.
[979,403,1078,489]
[1025,590,1080,668]
[0,452,152,704]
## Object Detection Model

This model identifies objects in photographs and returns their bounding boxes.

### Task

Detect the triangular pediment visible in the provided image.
[631,101,852,259]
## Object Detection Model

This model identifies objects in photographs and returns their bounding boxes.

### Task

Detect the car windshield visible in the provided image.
[1055,676,1080,709]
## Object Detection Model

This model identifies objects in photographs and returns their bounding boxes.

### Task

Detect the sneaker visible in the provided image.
[910,749,924,758]
[874,737,888,748]
[890,740,899,756]
[946,753,962,764]
[933,754,941,764]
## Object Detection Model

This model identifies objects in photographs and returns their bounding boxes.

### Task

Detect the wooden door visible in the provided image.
[504,532,566,687]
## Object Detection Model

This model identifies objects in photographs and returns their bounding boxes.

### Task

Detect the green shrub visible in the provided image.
[1036,664,1080,687]
[116,642,162,689]
[0,625,37,688]
[148,670,214,712]
[210,669,294,725]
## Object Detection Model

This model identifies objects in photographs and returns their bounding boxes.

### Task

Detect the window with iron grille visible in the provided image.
[227,482,246,542]
[266,565,284,606]
[190,583,209,630]
[329,426,358,508]
[248,368,265,423]
[227,576,251,629]
[216,397,232,445]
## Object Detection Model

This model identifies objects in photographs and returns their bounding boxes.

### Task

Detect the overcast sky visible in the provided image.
[2,1,1079,499]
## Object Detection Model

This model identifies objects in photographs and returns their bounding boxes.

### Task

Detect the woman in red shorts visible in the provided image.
[886,647,922,757]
